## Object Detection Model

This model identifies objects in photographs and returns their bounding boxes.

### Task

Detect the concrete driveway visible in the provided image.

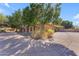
[0,32,78,56]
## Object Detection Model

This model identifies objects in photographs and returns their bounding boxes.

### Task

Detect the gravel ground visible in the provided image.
[0,32,77,56]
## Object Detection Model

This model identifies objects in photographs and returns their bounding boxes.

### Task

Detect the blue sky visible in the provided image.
[60,3,79,26]
[0,3,79,26]
[0,3,29,15]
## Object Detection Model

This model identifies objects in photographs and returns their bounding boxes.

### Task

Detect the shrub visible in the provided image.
[0,30,6,32]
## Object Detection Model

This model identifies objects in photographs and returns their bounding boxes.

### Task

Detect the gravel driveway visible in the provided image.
[0,32,77,56]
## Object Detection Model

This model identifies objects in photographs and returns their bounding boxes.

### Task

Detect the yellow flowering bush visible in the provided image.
[42,29,54,39]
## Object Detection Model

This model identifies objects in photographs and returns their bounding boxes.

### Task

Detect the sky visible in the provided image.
[0,3,29,15]
[60,3,79,26]
[0,3,79,26]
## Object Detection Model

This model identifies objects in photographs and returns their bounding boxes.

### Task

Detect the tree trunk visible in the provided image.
[40,24,46,39]
[31,24,48,40]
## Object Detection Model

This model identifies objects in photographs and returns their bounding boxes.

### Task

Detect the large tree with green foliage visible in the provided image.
[61,20,73,29]
[7,3,62,39]
[53,18,63,25]
[28,3,61,39]
[8,9,23,30]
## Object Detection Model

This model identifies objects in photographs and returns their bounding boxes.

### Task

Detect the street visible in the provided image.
[53,32,79,55]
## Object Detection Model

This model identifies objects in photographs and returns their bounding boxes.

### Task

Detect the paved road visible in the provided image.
[53,32,79,56]
[0,32,78,56]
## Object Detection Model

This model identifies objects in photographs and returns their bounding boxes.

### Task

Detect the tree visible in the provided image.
[61,20,73,29]
[7,3,62,39]
[53,18,63,25]
[28,3,61,39]
[52,4,61,21]
[0,13,8,25]
[22,6,37,32]
[8,9,23,31]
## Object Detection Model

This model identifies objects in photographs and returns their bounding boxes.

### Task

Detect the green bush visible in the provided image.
[0,30,6,32]
[0,28,6,32]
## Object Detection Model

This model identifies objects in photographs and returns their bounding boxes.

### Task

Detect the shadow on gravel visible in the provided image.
[0,33,77,56]
[24,43,77,56]
[0,37,29,56]
[17,32,31,36]
[0,32,17,36]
